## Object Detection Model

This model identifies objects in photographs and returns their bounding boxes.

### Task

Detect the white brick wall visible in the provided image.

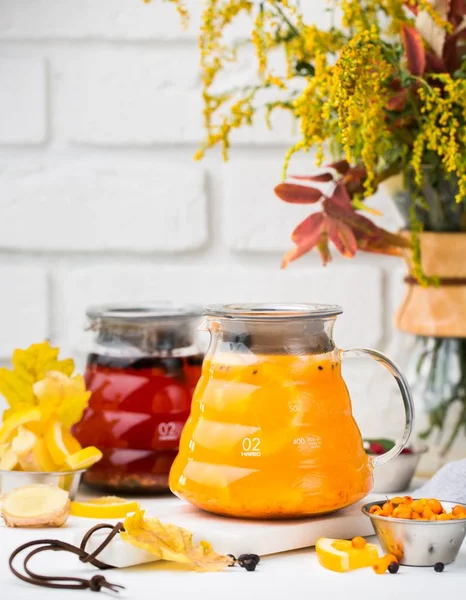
[0,58,47,144]
[0,161,207,251]
[0,266,48,358]
[0,2,412,443]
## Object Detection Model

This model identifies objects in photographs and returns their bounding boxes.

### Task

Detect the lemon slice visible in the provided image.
[19,438,59,472]
[11,427,37,456]
[316,537,379,572]
[0,408,41,444]
[70,497,140,519]
[44,420,82,466]
[0,443,9,460]
[65,446,103,471]
[0,446,18,470]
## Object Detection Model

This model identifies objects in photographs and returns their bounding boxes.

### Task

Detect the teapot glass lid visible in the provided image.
[203,303,343,320]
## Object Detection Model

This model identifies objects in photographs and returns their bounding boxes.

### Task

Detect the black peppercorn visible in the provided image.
[388,562,399,574]
[318,365,323,370]
[237,554,260,571]
[434,562,444,572]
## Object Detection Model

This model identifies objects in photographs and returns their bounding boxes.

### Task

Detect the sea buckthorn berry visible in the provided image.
[391,497,404,506]
[382,502,393,516]
[452,505,464,516]
[437,513,452,521]
[411,500,425,514]
[369,505,382,514]
[392,547,403,562]
[412,512,422,520]
[422,508,434,520]
[393,506,412,519]
[420,498,428,505]
[427,499,443,515]
[372,554,398,574]
[351,536,367,549]
[402,496,413,505]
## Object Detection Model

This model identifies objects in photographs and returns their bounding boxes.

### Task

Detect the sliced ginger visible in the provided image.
[1,484,70,528]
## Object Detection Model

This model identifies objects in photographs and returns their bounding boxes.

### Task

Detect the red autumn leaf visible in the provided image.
[425,51,446,72]
[401,24,426,75]
[323,182,353,216]
[337,211,380,236]
[326,160,350,175]
[357,236,406,256]
[404,0,419,15]
[443,27,466,71]
[386,88,409,111]
[448,0,465,26]
[317,231,332,265]
[282,212,326,267]
[274,182,323,204]
[290,172,334,182]
[326,216,358,258]
[344,165,367,183]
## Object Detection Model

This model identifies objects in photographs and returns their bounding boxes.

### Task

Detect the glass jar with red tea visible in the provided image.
[73,304,203,493]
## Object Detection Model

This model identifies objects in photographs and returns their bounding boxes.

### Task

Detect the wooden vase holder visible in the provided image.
[395,232,466,338]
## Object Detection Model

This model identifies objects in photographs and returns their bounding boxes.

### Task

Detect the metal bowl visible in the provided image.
[371,446,428,493]
[362,499,466,566]
[0,469,86,499]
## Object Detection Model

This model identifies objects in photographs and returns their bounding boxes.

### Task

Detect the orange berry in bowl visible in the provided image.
[382,501,393,516]
[411,500,425,514]
[390,497,404,506]
[427,499,443,515]
[393,506,412,519]
[369,505,383,515]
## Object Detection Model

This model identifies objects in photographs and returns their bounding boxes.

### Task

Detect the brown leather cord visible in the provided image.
[9,522,125,593]
[404,276,466,285]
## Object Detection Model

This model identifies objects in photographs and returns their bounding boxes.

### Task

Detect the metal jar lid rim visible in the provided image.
[86,303,202,323]
[203,303,343,320]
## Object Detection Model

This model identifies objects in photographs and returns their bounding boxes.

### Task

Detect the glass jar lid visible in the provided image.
[87,303,202,325]
[203,303,343,321]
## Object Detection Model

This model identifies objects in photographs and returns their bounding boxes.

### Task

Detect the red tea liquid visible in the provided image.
[74,353,203,492]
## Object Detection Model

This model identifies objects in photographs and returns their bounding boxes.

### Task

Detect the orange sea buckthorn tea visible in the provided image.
[169,303,415,519]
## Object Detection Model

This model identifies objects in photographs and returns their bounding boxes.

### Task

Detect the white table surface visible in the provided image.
[1,492,465,600]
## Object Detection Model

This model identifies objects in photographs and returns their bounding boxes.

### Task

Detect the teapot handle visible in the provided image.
[340,347,415,468]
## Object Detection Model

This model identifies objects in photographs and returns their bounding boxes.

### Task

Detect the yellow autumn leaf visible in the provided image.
[121,510,232,572]
[33,371,91,429]
[0,341,74,412]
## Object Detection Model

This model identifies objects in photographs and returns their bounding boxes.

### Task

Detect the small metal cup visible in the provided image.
[362,500,466,566]
[372,446,428,493]
[0,469,85,499]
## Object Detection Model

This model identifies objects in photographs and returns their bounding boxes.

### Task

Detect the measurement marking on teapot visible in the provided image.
[293,437,306,445]
[158,421,180,442]
[293,436,321,448]
[241,437,261,457]
[288,403,302,413]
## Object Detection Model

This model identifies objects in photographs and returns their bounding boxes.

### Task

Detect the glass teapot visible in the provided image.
[169,303,414,519]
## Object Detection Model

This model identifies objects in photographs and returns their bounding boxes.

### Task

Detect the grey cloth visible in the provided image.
[414,459,466,503]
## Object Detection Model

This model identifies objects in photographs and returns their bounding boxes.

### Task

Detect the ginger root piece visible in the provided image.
[1,484,70,527]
